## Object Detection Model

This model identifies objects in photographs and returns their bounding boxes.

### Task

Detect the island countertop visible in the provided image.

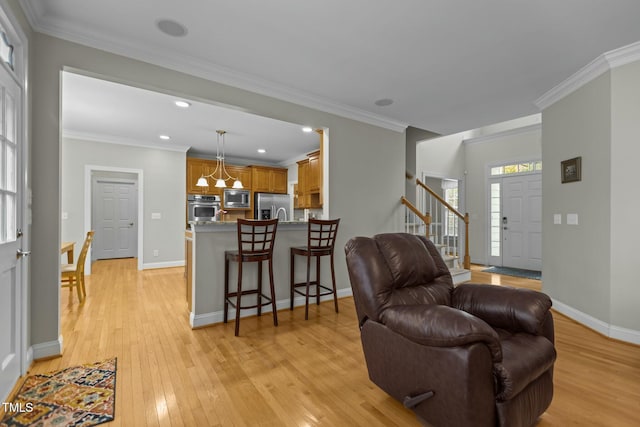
[189,220,309,231]
[187,219,324,328]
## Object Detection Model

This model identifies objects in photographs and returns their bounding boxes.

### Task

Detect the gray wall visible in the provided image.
[416,133,466,182]
[61,138,186,267]
[29,32,405,349]
[405,126,439,202]
[610,61,640,330]
[541,73,613,324]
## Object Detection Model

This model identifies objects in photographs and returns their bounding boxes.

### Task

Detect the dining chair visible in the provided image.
[61,230,95,302]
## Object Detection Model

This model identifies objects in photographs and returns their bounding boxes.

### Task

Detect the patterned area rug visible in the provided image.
[1,358,116,427]
[482,266,542,280]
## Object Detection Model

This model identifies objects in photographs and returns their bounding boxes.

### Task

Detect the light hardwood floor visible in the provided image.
[22,260,640,426]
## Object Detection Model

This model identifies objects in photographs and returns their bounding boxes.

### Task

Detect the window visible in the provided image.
[1,78,17,243]
[0,31,13,70]
[491,161,542,176]
[444,187,458,236]
[490,182,501,257]
[0,26,17,243]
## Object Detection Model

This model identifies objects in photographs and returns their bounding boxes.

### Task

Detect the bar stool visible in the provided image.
[224,218,279,336]
[290,218,340,320]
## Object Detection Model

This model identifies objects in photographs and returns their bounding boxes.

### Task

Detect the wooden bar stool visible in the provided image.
[290,218,340,320]
[224,218,279,336]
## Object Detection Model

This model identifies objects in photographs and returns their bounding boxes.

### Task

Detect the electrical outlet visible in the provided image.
[153,249,159,257]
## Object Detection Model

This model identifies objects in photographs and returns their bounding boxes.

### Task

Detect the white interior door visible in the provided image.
[0,62,23,402]
[93,179,138,260]
[502,174,542,270]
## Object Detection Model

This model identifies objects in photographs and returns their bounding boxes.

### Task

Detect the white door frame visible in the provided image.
[84,165,144,272]
[0,0,29,393]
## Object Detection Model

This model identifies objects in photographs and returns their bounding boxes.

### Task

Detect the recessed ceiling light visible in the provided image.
[257,149,266,154]
[175,100,191,108]
[374,98,394,107]
[159,135,171,140]
[302,127,313,133]
[156,19,188,37]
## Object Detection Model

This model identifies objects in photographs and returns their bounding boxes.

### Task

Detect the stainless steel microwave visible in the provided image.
[223,189,250,209]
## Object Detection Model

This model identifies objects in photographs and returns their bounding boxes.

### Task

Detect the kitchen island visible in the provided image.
[187,220,316,328]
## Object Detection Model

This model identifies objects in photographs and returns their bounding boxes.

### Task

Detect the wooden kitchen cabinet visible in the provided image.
[296,149,322,208]
[188,158,254,195]
[187,158,213,194]
[307,150,321,193]
[225,164,252,189]
[186,157,224,196]
[250,166,288,194]
[297,159,309,207]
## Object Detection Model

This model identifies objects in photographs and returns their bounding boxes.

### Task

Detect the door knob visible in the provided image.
[16,249,31,259]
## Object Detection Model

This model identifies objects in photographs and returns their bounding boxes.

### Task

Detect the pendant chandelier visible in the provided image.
[196,130,243,189]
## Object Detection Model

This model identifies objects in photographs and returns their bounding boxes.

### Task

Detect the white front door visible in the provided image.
[93,179,138,260]
[0,61,24,402]
[502,174,542,270]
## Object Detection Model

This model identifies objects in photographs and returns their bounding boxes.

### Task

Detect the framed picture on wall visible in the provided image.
[561,157,582,183]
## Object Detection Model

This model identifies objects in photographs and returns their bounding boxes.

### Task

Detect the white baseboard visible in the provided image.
[190,287,353,329]
[30,335,63,360]
[142,260,185,270]
[609,324,640,345]
[552,299,640,345]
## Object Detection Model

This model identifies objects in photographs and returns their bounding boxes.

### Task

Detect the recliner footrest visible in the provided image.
[403,391,435,409]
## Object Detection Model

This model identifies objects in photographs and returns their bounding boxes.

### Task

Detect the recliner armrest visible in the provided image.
[452,283,552,335]
[379,304,502,362]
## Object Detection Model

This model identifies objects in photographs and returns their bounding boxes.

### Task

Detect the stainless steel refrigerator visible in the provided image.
[255,193,291,221]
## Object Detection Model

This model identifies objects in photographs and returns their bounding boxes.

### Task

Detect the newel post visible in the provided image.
[425,212,431,239]
[463,213,470,269]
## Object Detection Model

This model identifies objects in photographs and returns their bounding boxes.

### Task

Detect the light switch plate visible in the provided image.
[553,214,561,225]
[62,212,69,220]
[151,212,161,220]
[567,213,578,225]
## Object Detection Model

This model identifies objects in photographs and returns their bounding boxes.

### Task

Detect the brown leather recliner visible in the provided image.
[344,233,556,427]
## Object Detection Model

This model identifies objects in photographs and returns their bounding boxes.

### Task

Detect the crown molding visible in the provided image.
[17,0,43,32]
[535,40,640,110]
[63,130,191,153]
[28,11,408,133]
[463,123,541,145]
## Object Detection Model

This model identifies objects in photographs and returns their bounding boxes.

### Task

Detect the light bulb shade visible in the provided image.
[215,178,227,188]
[232,180,243,189]
[196,176,209,187]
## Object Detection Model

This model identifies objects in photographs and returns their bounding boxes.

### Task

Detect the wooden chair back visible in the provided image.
[307,218,340,252]
[236,219,279,260]
[76,230,95,274]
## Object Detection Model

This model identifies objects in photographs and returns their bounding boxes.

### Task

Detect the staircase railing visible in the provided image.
[401,179,470,269]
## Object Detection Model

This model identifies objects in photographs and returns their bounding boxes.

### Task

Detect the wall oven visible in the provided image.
[223,189,251,209]
[187,194,220,222]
